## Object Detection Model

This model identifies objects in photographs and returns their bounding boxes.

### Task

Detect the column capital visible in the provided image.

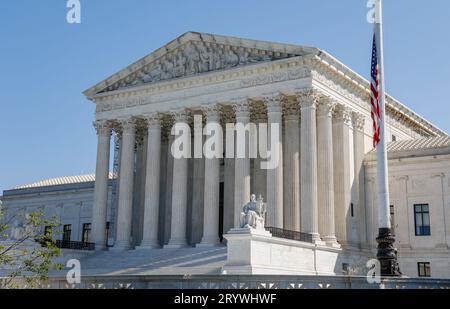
[333,104,352,126]
[282,96,300,119]
[143,113,162,130]
[93,120,112,136]
[170,109,190,123]
[201,104,221,121]
[117,118,136,134]
[230,98,250,119]
[296,88,321,109]
[352,112,366,132]
[317,96,336,118]
[263,94,283,114]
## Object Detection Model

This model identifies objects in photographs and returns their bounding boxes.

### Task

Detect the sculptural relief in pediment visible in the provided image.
[103,41,297,93]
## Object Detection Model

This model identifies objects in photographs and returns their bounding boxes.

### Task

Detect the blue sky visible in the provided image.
[0,0,449,192]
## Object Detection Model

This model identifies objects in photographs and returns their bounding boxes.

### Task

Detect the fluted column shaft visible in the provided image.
[266,97,283,228]
[353,112,367,247]
[165,111,190,248]
[317,98,338,246]
[299,90,320,242]
[92,121,111,250]
[233,102,251,227]
[139,114,162,249]
[114,119,136,250]
[333,105,353,245]
[283,100,300,231]
[198,106,221,246]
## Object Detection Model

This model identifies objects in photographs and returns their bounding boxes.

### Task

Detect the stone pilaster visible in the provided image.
[91,120,112,250]
[138,113,162,249]
[165,110,190,248]
[198,105,222,246]
[233,100,251,227]
[317,97,338,247]
[298,89,320,242]
[282,96,300,231]
[113,118,136,250]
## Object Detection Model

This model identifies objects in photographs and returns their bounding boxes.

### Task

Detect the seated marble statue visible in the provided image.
[239,194,266,230]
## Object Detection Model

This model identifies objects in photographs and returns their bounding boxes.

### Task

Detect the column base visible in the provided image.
[110,240,132,251]
[164,238,188,249]
[135,241,161,250]
[311,233,325,245]
[322,236,341,248]
[196,237,222,248]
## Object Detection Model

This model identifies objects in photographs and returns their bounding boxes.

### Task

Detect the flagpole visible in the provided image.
[374,0,401,277]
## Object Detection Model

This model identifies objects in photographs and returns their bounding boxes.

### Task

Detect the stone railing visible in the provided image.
[2,275,450,289]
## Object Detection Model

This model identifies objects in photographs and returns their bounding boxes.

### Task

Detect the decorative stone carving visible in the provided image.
[264,95,283,114]
[93,120,111,136]
[316,96,336,118]
[296,88,320,109]
[105,42,292,92]
[282,96,300,118]
[352,112,366,132]
[239,194,266,230]
[118,118,136,133]
[333,104,352,126]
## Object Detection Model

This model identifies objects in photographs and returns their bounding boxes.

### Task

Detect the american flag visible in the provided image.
[370,33,381,148]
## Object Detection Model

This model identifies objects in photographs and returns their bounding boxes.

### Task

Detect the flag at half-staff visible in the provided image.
[370,0,401,277]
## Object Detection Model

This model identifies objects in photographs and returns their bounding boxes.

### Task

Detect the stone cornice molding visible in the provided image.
[88,41,444,138]
[396,175,409,182]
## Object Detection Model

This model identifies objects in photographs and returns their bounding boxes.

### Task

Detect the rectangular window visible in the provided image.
[350,203,354,217]
[418,262,431,277]
[392,135,397,142]
[62,224,72,242]
[414,204,431,236]
[390,205,395,236]
[82,223,91,245]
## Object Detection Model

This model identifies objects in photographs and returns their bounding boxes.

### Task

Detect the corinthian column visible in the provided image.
[282,97,300,231]
[333,105,353,245]
[165,110,190,248]
[266,96,283,228]
[233,101,251,227]
[91,120,111,250]
[113,118,136,250]
[299,89,320,243]
[317,97,339,247]
[198,105,222,247]
[138,113,162,249]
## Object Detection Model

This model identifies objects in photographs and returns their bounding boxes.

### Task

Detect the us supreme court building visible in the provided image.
[2,32,450,282]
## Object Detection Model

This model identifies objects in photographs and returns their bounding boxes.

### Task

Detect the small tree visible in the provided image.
[0,202,63,288]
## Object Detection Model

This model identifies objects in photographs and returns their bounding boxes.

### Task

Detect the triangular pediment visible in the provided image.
[84,32,317,98]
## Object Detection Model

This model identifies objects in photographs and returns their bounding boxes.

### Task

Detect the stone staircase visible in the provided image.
[57,246,228,277]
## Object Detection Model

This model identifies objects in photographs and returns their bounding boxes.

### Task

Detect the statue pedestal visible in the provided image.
[222,228,348,276]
